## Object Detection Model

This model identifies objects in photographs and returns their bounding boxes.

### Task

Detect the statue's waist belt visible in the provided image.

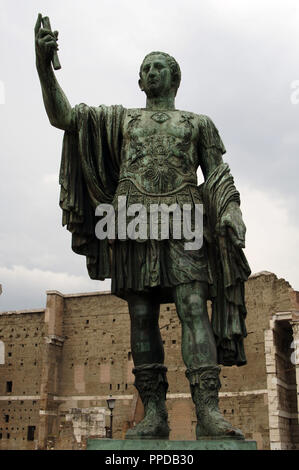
[113,179,203,211]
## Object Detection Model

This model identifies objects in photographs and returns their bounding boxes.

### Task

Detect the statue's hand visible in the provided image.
[35,13,59,67]
[219,201,246,248]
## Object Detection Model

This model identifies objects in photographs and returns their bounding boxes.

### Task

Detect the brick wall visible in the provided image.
[0,310,44,449]
[0,272,298,450]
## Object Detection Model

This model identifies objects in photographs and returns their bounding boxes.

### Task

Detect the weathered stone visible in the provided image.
[0,272,298,449]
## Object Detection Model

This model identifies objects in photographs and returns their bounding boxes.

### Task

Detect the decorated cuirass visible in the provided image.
[114,109,201,209]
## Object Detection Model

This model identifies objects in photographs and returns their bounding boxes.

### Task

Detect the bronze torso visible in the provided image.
[114,109,202,210]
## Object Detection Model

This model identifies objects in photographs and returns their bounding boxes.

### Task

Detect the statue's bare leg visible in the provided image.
[125,292,169,439]
[173,281,244,440]
[128,292,163,366]
[173,281,217,368]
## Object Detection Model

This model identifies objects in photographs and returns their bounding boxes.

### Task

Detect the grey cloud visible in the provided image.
[1,0,299,310]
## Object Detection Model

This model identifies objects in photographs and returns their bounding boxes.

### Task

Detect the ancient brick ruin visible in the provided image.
[0,272,298,450]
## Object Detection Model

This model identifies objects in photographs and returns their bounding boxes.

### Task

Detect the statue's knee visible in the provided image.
[177,289,207,323]
[187,294,206,317]
[129,297,158,327]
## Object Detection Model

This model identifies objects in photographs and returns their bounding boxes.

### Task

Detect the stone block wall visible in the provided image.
[0,309,45,449]
[0,272,298,450]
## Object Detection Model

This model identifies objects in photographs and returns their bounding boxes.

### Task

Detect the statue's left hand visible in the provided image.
[219,202,246,248]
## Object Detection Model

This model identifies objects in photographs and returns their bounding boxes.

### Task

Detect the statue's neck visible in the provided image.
[145,95,175,111]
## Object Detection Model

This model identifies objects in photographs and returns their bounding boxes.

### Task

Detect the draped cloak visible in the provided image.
[59,103,251,366]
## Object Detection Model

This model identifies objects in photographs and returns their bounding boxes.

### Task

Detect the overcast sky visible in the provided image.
[0,0,299,311]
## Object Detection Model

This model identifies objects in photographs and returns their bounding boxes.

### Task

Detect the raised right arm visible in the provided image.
[35,14,74,131]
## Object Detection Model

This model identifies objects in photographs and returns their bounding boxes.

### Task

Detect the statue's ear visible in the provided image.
[171,75,179,94]
[138,79,144,92]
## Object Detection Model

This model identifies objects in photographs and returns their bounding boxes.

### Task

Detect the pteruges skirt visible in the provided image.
[110,238,210,303]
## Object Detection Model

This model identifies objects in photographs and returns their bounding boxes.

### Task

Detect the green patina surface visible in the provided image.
[36,14,252,441]
[87,439,257,451]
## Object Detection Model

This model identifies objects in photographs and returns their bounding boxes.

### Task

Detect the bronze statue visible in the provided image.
[35,13,251,440]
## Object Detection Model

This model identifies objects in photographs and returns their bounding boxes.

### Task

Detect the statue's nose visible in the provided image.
[148,67,157,77]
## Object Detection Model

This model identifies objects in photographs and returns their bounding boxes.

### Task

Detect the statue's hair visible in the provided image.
[139,51,181,95]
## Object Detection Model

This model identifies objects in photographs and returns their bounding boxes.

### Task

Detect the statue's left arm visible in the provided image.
[198,115,246,249]
[198,115,251,367]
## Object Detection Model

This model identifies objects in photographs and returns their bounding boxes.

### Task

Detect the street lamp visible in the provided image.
[106,395,116,438]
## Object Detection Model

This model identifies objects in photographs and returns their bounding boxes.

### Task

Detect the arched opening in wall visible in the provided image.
[0,341,4,365]
[275,319,299,450]
[265,314,299,450]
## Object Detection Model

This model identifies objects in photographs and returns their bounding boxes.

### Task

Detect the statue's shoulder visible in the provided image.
[196,113,217,129]
[195,114,225,152]
[74,103,127,115]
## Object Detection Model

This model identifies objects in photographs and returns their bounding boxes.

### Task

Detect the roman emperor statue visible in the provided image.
[35,14,251,440]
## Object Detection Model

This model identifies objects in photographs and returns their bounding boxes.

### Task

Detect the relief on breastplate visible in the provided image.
[120,110,198,194]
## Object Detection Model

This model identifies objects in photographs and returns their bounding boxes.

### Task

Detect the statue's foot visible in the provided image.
[196,411,244,440]
[187,366,245,441]
[127,363,170,440]
[125,417,170,440]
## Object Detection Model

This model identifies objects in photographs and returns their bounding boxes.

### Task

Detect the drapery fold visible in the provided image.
[59,103,125,279]
[202,163,251,366]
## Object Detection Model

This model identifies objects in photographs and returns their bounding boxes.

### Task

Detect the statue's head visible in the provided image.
[139,51,181,98]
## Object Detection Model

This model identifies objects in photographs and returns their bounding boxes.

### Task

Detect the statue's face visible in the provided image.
[139,54,173,98]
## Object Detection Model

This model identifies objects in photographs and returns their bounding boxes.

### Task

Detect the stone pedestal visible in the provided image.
[87,438,257,451]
